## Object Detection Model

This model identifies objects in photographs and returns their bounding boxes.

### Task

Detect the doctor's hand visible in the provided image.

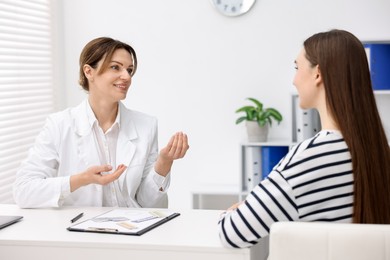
[70,164,127,192]
[154,132,189,177]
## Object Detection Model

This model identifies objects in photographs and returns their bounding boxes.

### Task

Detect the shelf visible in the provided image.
[191,183,239,195]
[374,90,390,95]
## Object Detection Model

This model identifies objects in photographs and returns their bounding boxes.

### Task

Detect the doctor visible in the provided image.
[13,37,189,208]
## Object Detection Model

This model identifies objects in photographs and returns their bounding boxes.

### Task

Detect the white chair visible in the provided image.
[268,221,390,260]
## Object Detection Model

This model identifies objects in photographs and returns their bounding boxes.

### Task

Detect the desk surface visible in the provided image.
[0,204,264,260]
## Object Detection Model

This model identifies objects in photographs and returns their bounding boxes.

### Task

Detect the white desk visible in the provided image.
[0,204,267,260]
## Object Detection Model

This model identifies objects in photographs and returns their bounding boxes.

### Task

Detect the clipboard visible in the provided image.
[67,209,180,236]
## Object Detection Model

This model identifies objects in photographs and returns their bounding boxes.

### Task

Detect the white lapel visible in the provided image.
[71,100,101,167]
[116,102,138,187]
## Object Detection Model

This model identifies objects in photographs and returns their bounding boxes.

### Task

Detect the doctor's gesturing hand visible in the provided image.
[70,164,128,192]
[155,132,189,177]
[69,131,188,193]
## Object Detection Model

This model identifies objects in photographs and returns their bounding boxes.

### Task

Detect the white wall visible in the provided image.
[58,0,390,209]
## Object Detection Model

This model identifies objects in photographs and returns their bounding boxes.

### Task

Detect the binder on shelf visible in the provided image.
[364,43,390,90]
[261,146,289,179]
[242,146,262,191]
[292,94,321,142]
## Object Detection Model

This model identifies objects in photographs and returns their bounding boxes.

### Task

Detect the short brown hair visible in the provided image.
[78,37,137,91]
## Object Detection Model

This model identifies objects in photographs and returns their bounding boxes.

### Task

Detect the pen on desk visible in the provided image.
[70,212,84,223]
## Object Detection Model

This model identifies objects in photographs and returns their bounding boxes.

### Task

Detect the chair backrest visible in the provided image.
[268,221,390,260]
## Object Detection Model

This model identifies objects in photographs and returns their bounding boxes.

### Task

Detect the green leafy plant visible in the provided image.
[235,97,283,127]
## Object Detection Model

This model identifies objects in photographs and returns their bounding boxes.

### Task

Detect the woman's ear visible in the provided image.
[315,65,323,85]
[83,64,94,82]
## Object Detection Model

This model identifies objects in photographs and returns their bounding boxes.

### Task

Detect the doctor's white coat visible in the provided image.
[13,100,169,208]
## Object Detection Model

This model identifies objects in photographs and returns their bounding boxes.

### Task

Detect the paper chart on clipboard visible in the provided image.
[67,209,180,236]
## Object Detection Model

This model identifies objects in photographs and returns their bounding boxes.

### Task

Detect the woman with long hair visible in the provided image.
[218,29,390,248]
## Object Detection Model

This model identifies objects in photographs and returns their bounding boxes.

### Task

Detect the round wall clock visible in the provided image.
[210,0,257,17]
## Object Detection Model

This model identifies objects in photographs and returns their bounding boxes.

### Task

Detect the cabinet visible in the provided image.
[365,42,390,142]
[239,90,390,201]
[192,89,389,209]
[192,43,390,209]
[374,90,390,142]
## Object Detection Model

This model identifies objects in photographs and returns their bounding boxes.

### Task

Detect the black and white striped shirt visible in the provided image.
[218,130,354,248]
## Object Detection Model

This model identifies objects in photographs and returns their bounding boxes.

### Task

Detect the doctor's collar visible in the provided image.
[85,100,122,130]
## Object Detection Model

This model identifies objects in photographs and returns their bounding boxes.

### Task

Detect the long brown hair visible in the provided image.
[78,37,137,91]
[304,29,390,223]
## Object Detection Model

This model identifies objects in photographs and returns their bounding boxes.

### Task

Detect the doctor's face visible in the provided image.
[88,48,134,103]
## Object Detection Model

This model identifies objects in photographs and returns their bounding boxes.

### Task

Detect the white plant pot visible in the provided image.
[246,121,269,142]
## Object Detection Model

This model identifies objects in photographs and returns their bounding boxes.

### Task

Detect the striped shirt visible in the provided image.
[218,130,354,248]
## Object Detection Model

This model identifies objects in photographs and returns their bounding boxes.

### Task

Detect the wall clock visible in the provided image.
[210,0,257,17]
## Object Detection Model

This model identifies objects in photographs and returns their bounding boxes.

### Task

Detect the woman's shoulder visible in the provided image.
[295,130,345,153]
[277,130,348,171]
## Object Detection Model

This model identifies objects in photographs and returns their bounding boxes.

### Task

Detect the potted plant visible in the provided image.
[235,97,283,142]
